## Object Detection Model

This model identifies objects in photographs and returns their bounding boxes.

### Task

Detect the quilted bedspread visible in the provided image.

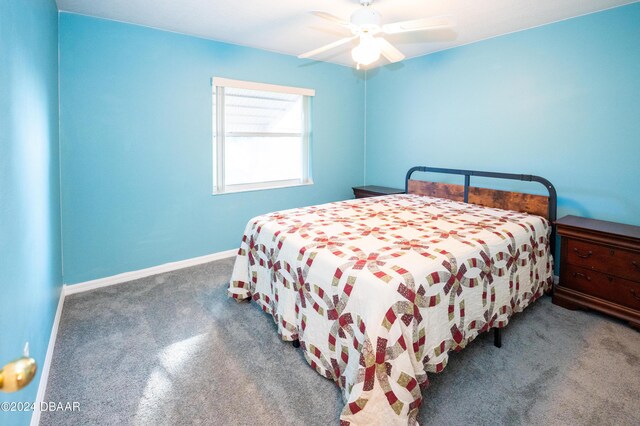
[228,194,553,425]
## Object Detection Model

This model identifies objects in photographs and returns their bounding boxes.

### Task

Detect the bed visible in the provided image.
[228,166,557,425]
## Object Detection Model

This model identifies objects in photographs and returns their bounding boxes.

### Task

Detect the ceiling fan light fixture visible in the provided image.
[351,35,380,67]
[300,0,452,68]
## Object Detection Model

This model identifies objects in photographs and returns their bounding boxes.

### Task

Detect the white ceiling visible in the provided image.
[56,0,636,67]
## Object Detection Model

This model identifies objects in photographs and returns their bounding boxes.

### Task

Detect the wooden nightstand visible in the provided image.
[352,185,404,199]
[553,215,640,329]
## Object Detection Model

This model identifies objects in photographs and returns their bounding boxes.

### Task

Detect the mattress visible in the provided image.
[228,194,553,425]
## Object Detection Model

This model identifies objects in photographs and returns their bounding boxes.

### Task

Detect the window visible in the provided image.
[212,78,314,194]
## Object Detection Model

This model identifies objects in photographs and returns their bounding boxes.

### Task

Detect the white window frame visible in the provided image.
[212,78,315,195]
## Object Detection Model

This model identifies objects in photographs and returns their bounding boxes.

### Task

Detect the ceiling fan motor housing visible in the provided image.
[351,7,382,33]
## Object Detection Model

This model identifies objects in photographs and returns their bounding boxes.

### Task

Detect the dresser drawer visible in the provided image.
[567,239,640,282]
[562,264,640,311]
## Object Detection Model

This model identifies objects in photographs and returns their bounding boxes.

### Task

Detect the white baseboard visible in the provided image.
[64,249,238,296]
[31,285,66,426]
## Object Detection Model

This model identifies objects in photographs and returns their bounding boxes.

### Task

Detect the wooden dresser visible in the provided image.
[553,215,640,329]
[352,185,404,199]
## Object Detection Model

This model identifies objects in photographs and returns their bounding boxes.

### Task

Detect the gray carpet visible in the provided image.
[41,259,640,425]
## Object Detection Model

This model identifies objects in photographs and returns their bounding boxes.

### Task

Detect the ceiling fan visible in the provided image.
[298,0,453,69]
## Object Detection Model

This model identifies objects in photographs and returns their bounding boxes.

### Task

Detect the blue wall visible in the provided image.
[366,3,640,227]
[0,0,61,424]
[59,13,365,284]
[60,4,639,284]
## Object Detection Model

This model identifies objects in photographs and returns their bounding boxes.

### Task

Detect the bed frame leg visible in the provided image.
[494,328,502,348]
[292,339,300,348]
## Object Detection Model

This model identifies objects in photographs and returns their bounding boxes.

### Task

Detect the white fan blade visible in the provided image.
[375,37,405,63]
[311,11,352,28]
[298,36,357,59]
[383,16,453,34]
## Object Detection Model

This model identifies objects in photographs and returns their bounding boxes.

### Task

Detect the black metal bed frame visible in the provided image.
[405,166,558,349]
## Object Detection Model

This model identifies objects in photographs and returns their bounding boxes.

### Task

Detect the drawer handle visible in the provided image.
[631,289,640,301]
[573,248,593,259]
[633,261,640,271]
[573,272,591,281]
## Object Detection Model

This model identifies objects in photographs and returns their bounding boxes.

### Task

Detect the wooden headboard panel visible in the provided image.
[405,166,558,259]
[407,180,550,218]
[405,166,557,221]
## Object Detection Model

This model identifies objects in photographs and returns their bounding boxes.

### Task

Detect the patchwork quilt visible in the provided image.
[228,194,553,425]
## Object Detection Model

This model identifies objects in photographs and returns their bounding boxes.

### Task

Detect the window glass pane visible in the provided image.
[224,136,302,185]
[224,87,303,134]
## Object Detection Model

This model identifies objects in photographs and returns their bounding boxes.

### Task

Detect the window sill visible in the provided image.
[211,180,314,196]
